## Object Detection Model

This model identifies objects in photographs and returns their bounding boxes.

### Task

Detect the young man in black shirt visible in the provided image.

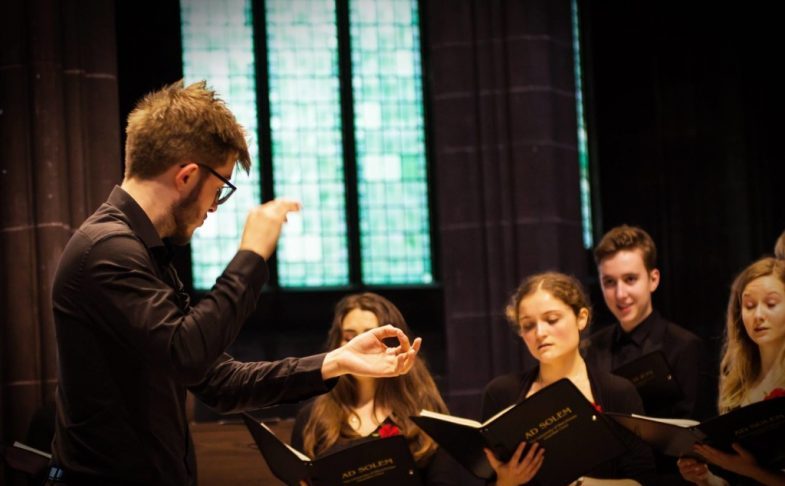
[49,80,421,485]
[582,225,713,420]
[583,226,716,484]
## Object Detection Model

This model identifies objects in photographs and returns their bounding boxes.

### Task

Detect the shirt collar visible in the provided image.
[107,185,174,265]
[612,309,662,348]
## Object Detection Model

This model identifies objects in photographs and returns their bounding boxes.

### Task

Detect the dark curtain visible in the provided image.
[582,1,785,370]
[425,0,586,417]
[0,0,120,480]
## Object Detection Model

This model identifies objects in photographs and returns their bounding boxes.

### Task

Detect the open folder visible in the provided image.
[410,378,627,484]
[607,396,785,467]
[242,413,422,486]
[611,350,684,414]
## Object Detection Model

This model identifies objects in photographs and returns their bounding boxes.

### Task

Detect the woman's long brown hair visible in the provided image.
[300,293,448,464]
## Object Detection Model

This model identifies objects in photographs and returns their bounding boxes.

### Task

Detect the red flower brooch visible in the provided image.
[378,423,401,438]
[764,388,785,400]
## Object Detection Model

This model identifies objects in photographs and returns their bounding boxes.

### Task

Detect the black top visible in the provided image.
[292,400,464,486]
[482,364,658,486]
[51,186,335,485]
[582,310,716,420]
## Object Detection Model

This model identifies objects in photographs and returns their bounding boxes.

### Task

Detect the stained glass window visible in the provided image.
[180,0,262,289]
[181,0,432,289]
[350,0,432,284]
[571,0,594,248]
[265,0,349,287]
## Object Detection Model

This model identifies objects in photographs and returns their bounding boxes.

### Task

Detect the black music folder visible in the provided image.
[410,378,627,484]
[242,414,422,486]
[607,396,785,467]
[611,350,683,413]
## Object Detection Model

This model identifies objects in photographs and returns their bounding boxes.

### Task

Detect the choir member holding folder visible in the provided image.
[677,257,785,486]
[481,272,656,486]
[582,225,713,420]
[291,293,461,485]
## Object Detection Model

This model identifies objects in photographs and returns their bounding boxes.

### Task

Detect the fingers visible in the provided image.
[530,449,545,476]
[396,337,422,374]
[371,325,419,356]
[373,325,412,352]
[678,457,708,480]
[522,442,545,473]
[396,328,411,352]
[411,337,422,353]
[257,198,301,224]
[267,198,301,215]
[486,442,545,483]
[676,458,708,472]
[693,444,723,465]
[482,443,524,473]
[483,448,502,470]
[677,457,701,468]
[509,442,543,470]
[239,198,301,259]
[371,324,405,342]
[338,325,421,377]
[730,442,751,458]
[509,441,527,464]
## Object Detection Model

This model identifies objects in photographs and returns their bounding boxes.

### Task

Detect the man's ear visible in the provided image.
[174,163,199,192]
[648,268,661,292]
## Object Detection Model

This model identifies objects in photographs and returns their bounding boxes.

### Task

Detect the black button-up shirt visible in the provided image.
[52,186,332,485]
[609,311,659,370]
[583,310,715,420]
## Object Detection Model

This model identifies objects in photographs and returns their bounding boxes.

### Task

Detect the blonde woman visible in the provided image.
[774,230,785,260]
[678,257,785,486]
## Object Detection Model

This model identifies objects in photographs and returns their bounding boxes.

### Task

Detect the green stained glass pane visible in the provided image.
[571,0,594,248]
[180,0,262,290]
[266,0,349,287]
[350,0,432,285]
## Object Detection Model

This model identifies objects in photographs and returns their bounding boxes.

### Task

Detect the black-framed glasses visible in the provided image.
[195,163,237,205]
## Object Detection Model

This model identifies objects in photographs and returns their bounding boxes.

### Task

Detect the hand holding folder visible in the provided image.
[411,378,627,485]
[607,396,785,468]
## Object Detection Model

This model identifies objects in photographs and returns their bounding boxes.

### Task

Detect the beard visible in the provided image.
[170,177,206,245]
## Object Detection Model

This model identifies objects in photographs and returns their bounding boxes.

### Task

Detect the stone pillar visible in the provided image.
[425,0,585,417]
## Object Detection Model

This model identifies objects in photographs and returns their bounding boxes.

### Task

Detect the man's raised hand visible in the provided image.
[321,325,422,380]
[239,198,300,260]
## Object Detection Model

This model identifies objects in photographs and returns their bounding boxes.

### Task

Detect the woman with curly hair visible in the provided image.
[482,272,656,486]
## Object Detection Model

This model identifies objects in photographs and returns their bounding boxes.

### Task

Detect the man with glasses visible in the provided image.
[49,80,422,486]
[193,162,236,205]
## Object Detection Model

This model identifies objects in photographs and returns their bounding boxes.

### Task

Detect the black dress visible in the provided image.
[482,364,658,486]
